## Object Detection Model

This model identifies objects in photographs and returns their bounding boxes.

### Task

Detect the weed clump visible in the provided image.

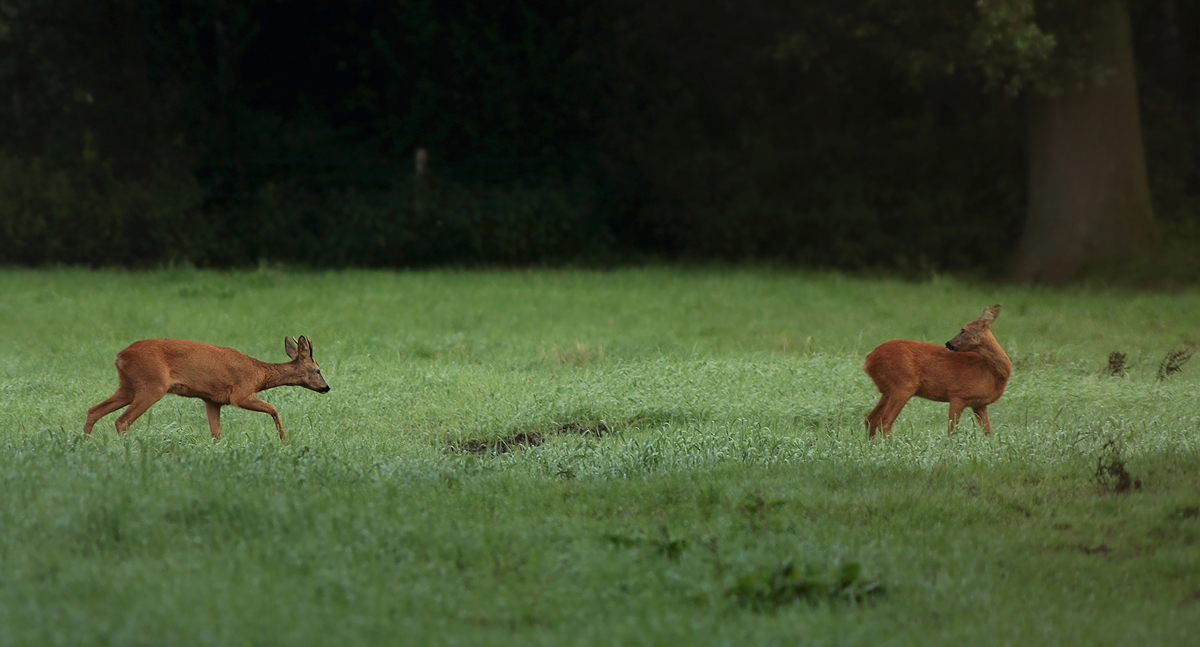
[604,526,689,560]
[1095,439,1142,494]
[1106,352,1127,377]
[1170,506,1199,520]
[726,560,883,612]
[1157,346,1194,380]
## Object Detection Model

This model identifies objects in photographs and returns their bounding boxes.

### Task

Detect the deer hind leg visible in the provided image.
[972,406,992,436]
[866,397,889,438]
[84,387,134,434]
[203,400,223,441]
[866,391,914,439]
[232,394,288,442]
[114,385,169,435]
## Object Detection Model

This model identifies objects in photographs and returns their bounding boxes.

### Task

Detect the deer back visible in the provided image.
[117,339,269,402]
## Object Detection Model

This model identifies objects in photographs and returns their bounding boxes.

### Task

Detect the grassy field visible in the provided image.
[1,267,1198,646]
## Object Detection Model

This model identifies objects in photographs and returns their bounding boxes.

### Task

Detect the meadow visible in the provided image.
[0,267,1198,646]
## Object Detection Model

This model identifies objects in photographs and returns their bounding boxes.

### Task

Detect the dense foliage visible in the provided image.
[0,1,1198,270]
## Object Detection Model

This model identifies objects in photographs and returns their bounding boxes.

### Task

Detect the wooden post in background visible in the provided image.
[414,147,429,219]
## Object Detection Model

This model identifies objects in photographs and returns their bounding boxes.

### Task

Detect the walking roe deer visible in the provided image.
[863,305,1010,438]
[84,336,330,441]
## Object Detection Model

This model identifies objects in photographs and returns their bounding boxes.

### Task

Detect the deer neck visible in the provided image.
[258,360,303,391]
[973,332,1012,384]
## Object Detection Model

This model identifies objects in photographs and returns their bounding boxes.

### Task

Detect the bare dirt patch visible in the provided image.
[452,421,611,455]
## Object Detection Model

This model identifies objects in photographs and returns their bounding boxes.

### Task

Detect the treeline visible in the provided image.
[0,0,1198,271]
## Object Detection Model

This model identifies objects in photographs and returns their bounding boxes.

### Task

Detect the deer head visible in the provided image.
[945,305,1001,352]
[285,336,331,393]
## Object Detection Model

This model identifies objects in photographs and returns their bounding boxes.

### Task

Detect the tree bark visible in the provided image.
[1010,1,1158,282]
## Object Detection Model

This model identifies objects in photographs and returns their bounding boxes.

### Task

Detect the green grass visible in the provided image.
[1,267,1198,646]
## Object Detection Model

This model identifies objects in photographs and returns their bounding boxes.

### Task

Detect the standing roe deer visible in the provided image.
[863,305,1010,438]
[84,336,330,441]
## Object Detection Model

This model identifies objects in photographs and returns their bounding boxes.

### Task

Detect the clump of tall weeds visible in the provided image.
[1157,346,1194,381]
[1094,439,1141,494]
[1106,351,1127,377]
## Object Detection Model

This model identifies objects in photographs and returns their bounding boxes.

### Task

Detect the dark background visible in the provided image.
[0,0,1197,278]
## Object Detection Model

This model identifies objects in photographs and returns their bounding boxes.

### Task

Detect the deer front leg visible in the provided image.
[203,400,223,440]
[972,406,992,435]
[947,400,967,435]
[232,395,288,442]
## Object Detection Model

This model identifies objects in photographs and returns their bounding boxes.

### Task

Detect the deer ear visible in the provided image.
[299,336,313,358]
[980,305,1001,325]
[285,336,300,360]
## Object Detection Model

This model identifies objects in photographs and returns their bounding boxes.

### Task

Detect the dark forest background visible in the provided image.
[1,0,1198,280]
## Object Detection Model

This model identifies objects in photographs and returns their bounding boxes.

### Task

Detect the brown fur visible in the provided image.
[83,336,330,442]
[863,305,1011,438]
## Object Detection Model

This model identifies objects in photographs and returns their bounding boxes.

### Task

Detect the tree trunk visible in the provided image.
[1010,1,1158,282]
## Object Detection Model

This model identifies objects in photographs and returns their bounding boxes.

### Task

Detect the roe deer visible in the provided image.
[863,305,1010,438]
[83,336,330,442]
